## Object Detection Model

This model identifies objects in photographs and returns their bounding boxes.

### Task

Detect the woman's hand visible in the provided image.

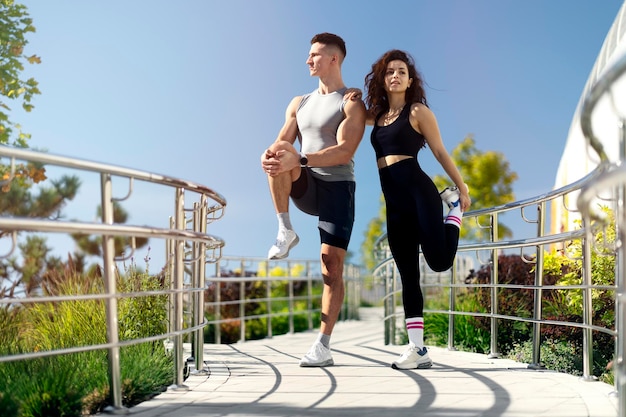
[343,88,362,102]
[459,184,471,212]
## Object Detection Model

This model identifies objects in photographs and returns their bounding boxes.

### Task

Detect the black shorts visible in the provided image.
[290,167,355,250]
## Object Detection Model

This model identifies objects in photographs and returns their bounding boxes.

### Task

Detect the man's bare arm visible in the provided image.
[274,96,301,145]
[261,96,301,174]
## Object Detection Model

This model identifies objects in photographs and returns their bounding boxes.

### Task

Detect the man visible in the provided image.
[260,32,366,367]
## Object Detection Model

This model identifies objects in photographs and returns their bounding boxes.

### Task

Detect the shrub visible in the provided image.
[507,339,582,376]
[0,261,173,416]
[204,271,323,343]
[424,295,490,353]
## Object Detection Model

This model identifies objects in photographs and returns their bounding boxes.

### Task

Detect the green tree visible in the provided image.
[433,136,517,241]
[0,0,41,148]
[0,2,82,296]
[71,202,150,262]
[360,194,386,271]
[0,0,47,198]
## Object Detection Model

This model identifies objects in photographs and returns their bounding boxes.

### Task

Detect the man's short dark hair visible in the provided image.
[311,32,346,58]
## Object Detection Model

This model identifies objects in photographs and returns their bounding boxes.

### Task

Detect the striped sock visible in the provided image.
[406,317,424,348]
[445,205,463,229]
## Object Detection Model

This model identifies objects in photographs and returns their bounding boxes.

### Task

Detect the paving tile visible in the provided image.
[119,307,618,417]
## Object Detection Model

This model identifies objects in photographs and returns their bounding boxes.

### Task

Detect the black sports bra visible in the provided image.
[370,104,426,159]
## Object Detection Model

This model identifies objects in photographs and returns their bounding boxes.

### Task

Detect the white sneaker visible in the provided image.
[299,342,334,367]
[439,186,461,210]
[267,229,299,260]
[391,345,432,370]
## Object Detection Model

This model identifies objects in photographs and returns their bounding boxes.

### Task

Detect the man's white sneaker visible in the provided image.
[391,345,432,370]
[299,342,334,367]
[267,229,299,260]
[439,186,461,210]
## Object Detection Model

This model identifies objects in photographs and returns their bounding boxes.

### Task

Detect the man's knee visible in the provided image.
[269,141,296,153]
[321,246,345,282]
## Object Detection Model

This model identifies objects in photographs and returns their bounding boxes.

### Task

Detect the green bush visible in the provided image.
[424,295,490,353]
[506,339,582,376]
[0,391,19,417]
[12,357,84,417]
[204,275,324,343]
[117,268,168,340]
[0,263,173,416]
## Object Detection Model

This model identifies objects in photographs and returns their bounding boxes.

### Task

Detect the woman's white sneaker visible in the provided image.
[439,186,461,209]
[391,345,432,370]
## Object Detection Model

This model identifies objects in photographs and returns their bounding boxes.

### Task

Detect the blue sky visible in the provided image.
[14,1,625,267]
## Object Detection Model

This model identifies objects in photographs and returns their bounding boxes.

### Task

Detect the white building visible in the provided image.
[552,1,626,234]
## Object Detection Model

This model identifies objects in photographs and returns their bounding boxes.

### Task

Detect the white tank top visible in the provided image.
[297,87,354,182]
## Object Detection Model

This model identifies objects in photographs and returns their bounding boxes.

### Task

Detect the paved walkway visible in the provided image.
[128,308,618,417]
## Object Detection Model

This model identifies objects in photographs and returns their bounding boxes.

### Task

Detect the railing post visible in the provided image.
[215,263,222,344]
[167,217,175,351]
[193,198,208,374]
[266,260,273,337]
[289,264,295,334]
[384,260,392,345]
[100,173,127,415]
[346,264,359,320]
[240,280,246,342]
[169,187,189,391]
[382,243,397,345]
[447,258,457,351]
[489,212,500,359]
[384,253,399,345]
[617,121,626,413]
[307,261,314,330]
[581,214,596,381]
[529,202,546,370]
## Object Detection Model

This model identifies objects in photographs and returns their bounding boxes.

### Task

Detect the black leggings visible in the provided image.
[379,158,459,318]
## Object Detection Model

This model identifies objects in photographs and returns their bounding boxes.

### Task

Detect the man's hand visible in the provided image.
[261,147,297,177]
[261,148,279,176]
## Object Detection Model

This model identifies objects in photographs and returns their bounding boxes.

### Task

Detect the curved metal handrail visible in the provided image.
[580,52,626,163]
[0,145,228,412]
[0,217,224,248]
[0,145,227,207]
[578,165,626,221]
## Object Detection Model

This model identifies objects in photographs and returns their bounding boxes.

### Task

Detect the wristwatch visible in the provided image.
[299,151,308,166]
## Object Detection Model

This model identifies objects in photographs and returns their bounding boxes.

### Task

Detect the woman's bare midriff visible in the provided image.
[377,155,413,169]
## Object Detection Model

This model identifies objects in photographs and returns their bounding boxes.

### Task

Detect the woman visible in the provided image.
[364,50,471,369]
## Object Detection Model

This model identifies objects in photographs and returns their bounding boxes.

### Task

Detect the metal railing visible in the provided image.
[0,147,362,414]
[578,51,626,417]
[204,256,360,345]
[0,147,227,414]
[375,51,626,415]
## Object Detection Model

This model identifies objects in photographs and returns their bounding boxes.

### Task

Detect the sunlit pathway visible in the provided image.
[126,308,618,417]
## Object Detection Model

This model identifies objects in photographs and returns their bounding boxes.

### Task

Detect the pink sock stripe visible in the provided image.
[445,216,462,226]
[406,323,424,330]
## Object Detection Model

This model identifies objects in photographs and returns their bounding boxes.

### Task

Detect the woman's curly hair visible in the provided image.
[364,49,428,116]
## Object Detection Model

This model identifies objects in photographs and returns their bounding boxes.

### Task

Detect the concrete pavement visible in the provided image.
[127,307,618,417]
